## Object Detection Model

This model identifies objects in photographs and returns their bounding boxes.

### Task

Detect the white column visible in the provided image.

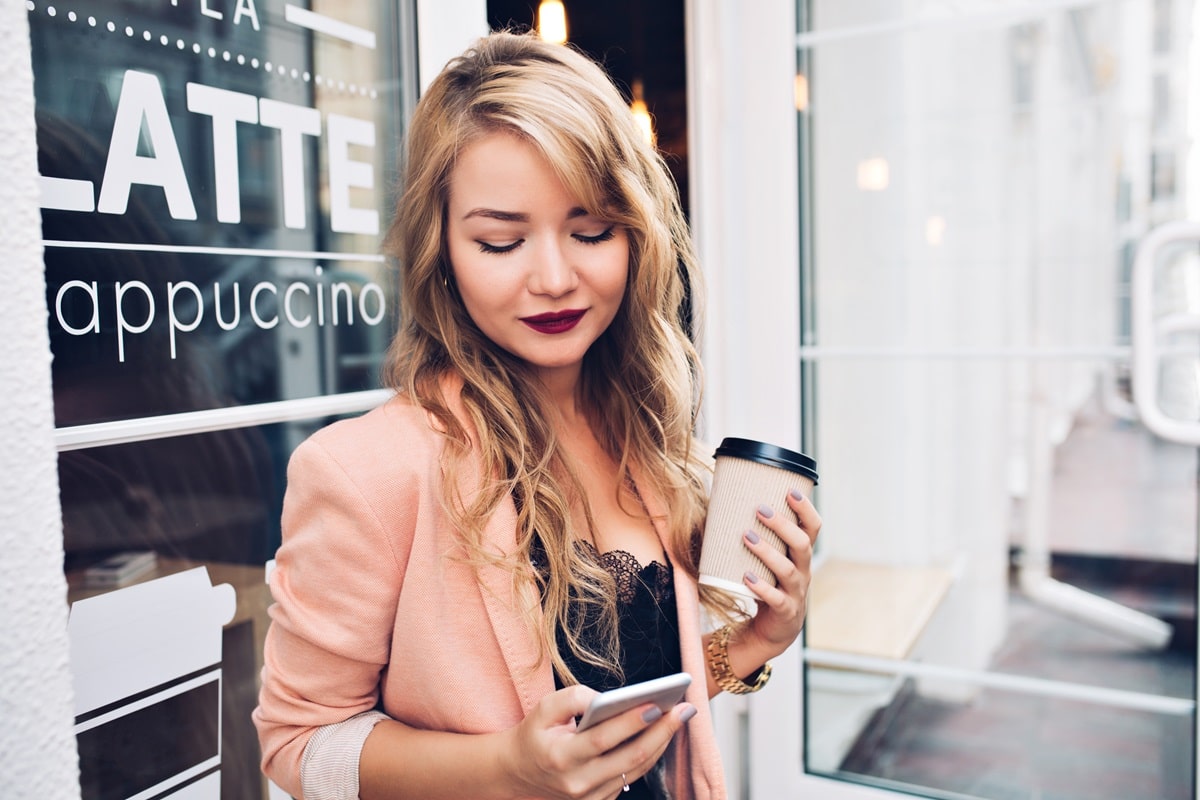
[415,0,489,91]
[688,0,803,796]
[0,4,81,799]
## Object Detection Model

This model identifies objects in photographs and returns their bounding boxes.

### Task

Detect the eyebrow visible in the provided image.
[462,207,591,222]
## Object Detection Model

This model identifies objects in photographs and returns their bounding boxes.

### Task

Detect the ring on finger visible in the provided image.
[621,773,630,792]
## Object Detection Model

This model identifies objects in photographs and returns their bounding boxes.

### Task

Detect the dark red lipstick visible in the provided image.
[521,309,586,334]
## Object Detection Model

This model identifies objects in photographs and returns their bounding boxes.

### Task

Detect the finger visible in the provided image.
[752,505,814,573]
[786,489,822,545]
[754,503,808,555]
[597,704,697,786]
[577,701,670,756]
[542,683,599,728]
[741,561,794,608]
[744,527,808,589]
[743,519,813,612]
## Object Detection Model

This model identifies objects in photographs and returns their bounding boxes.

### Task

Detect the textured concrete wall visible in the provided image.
[0,4,81,799]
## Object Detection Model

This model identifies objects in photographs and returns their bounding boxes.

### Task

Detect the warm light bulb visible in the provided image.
[630,80,655,146]
[632,100,655,145]
[794,73,809,111]
[538,0,568,44]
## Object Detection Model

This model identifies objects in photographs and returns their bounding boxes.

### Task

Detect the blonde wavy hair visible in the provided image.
[383,30,737,685]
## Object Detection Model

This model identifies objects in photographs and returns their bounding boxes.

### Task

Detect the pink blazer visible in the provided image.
[253,391,727,799]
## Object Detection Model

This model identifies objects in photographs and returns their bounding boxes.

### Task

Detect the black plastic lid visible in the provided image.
[714,437,819,484]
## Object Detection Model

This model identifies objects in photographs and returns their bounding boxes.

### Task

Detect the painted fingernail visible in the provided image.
[642,706,663,723]
[744,530,761,545]
[680,704,697,723]
[789,488,805,502]
[758,504,774,518]
[744,571,759,584]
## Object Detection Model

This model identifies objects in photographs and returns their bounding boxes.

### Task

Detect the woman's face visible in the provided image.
[445,131,629,387]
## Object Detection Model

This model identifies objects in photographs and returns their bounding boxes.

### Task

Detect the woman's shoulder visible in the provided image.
[298,392,444,474]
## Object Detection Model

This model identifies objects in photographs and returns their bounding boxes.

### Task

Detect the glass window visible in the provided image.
[31,0,408,424]
[29,2,416,797]
[796,2,1198,798]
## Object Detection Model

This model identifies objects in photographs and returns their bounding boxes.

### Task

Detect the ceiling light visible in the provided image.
[538,0,567,45]
[631,79,655,146]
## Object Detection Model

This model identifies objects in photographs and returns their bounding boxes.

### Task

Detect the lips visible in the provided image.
[521,309,586,334]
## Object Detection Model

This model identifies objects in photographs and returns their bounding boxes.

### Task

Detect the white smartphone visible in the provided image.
[575,672,692,732]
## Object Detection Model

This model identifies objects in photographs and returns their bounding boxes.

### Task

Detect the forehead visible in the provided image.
[447,131,572,212]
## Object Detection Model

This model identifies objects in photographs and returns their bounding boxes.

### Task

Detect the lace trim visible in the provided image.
[576,540,673,605]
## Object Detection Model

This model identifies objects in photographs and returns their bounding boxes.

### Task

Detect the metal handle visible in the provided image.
[1131,221,1200,445]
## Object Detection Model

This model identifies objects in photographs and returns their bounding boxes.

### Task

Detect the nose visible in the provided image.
[527,236,578,297]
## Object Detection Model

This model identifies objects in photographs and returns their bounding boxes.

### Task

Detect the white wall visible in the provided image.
[416,0,488,90]
[687,0,804,795]
[0,3,81,799]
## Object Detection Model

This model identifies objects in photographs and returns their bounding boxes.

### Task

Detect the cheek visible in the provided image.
[447,242,489,298]
[601,251,631,302]
[453,262,512,307]
[609,233,632,291]
[446,248,516,335]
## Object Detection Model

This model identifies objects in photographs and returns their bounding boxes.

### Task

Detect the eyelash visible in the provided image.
[477,240,521,254]
[476,226,617,254]
[578,227,617,245]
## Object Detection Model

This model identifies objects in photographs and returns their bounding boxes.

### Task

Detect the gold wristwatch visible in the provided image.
[706,623,772,694]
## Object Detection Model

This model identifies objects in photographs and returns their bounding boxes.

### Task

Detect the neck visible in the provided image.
[537,363,586,423]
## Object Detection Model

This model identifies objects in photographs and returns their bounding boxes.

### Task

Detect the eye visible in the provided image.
[477,239,523,254]
[574,226,617,245]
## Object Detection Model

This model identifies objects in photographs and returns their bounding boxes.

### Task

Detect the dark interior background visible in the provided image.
[485,0,690,217]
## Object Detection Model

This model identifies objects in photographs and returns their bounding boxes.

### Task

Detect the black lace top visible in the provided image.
[531,538,681,800]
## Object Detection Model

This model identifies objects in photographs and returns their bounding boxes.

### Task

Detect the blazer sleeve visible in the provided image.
[253,429,416,798]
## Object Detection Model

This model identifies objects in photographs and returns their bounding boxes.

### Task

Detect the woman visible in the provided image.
[254,30,820,800]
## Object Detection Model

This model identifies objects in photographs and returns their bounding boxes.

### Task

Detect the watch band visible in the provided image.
[706,623,772,694]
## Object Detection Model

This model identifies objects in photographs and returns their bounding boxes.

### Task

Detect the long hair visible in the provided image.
[383,30,735,685]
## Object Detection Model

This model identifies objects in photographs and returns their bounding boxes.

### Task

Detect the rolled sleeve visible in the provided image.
[300,710,390,800]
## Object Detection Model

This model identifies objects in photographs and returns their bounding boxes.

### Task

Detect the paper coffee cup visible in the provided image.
[699,438,819,601]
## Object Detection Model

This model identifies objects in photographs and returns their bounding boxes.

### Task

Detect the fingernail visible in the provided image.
[642,706,663,724]
[744,530,761,545]
[680,704,697,723]
[744,570,759,584]
[789,488,805,502]
[758,504,774,519]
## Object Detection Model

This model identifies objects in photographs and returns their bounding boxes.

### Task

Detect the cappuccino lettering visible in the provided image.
[54,270,388,363]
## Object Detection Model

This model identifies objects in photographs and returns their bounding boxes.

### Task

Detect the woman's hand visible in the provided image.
[739,489,823,660]
[499,684,696,800]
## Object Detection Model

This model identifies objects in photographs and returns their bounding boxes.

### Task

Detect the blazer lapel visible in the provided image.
[473,497,555,716]
[439,373,554,717]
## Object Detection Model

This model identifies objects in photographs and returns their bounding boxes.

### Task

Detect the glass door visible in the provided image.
[788,1,1200,798]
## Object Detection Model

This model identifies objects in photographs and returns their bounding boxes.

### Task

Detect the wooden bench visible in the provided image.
[806,558,954,660]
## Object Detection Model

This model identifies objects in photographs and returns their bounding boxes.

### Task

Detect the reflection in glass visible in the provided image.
[799,2,1198,798]
[29,1,406,423]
